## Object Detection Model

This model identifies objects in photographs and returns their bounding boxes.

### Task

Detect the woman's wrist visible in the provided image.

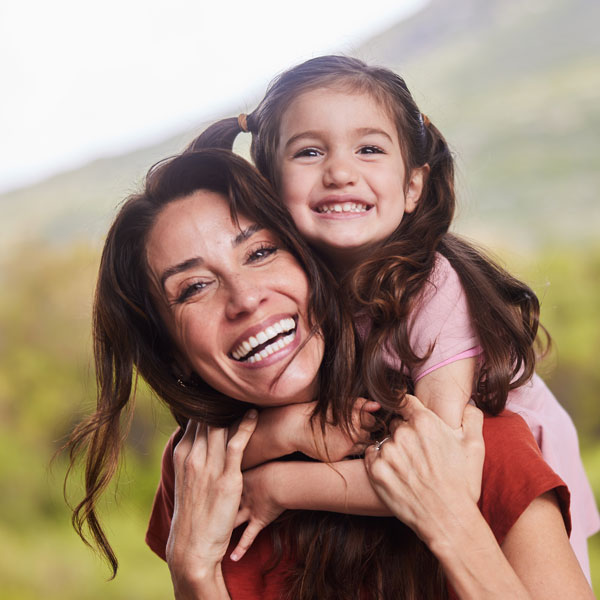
[424,502,530,600]
[170,561,230,600]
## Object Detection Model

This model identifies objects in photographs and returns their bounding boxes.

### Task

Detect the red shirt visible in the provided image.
[146,411,570,599]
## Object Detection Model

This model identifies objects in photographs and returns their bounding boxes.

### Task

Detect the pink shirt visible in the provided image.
[375,253,599,579]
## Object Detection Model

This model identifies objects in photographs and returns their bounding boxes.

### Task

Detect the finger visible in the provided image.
[230,519,263,562]
[461,403,484,441]
[175,419,196,458]
[173,420,197,491]
[190,420,208,459]
[206,425,228,471]
[224,410,258,475]
[389,416,407,435]
[395,394,424,421]
[234,506,250,529]
[361,399,381,413]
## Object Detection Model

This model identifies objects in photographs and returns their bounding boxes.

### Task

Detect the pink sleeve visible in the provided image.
[408,253,481,381]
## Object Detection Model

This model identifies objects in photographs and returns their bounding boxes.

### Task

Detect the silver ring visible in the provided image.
[374,436,391,451]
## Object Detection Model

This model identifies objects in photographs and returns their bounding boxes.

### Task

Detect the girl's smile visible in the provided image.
[277,87,427,271]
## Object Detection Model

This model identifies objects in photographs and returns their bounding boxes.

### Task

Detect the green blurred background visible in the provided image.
[1,0,598,596]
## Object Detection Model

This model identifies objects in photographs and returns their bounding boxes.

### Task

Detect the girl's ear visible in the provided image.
[404,164,430,213]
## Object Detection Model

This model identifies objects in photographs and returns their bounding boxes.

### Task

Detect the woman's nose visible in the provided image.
[224,274,266,320]
[322,153,358,188]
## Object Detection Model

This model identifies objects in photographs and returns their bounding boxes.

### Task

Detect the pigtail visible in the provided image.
[186,115,246,153]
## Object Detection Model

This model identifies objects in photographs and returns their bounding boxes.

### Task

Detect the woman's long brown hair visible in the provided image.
[189,55,547,598]
[64,148,359,578]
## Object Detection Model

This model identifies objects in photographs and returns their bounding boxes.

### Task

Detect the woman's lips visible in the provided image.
[230,316,297,363]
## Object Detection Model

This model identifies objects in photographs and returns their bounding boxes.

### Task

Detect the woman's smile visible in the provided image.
[146,189,324,406]
[229,314,298,364]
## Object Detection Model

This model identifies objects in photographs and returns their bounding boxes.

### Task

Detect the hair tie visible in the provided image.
[421,113,430,127]
[237,113,249,133]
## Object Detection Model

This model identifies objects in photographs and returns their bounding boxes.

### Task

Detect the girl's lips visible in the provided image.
[312,196,373,216]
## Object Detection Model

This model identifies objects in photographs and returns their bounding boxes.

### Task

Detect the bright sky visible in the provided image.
[0,0,425,193]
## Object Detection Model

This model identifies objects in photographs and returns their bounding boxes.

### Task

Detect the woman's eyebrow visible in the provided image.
[160,224,264,290]
[160,257,203,290]
[233,223,263,246]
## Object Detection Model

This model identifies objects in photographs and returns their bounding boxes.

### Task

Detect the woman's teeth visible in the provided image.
[231,317,296,362]
[316,202,369,214]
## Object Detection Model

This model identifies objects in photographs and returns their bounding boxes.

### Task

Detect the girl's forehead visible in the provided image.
[287,81,390,111]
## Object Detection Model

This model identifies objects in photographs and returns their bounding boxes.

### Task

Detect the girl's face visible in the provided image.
[276,87,426,269]
[146,190,324,407]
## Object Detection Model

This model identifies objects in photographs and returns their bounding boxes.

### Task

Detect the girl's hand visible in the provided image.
[364,394,484,545]
[268,397,379,462]
[230,461,285,562]
[166,411,258,598]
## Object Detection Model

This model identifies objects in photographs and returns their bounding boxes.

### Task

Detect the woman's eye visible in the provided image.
[359,145,384,155]
[176,281,210,303]
[247,244,278,264]
[293,147,321,159]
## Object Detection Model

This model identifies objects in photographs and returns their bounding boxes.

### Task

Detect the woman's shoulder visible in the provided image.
[479,411,571,544]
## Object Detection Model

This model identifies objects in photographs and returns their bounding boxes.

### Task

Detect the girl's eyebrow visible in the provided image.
[160,224,264,290]
[284,127,393,149]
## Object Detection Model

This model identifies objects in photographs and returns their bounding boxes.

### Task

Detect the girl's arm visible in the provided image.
[240,397,379,469]
[414,356,476,429]
[166,412,258,599]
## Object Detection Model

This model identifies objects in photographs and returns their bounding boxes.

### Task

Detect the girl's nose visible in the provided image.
[322,153,358,188]
[224,274,266,320]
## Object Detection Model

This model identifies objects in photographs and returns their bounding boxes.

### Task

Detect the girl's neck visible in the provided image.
[315,245,369,278]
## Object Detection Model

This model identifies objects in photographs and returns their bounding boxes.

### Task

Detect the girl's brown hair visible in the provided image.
[64,148,360,578]
[192,54,545,416]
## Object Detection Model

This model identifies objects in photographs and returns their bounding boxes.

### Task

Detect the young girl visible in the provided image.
[184,55,600,577]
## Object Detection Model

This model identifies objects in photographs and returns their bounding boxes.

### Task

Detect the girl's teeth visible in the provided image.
[317,202,368,214]
[249,336,259,348]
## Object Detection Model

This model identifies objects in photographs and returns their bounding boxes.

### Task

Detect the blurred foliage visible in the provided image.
[1,0,598,595]
[0,238,598,597]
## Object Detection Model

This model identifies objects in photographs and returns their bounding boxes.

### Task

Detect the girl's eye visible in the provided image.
[293,147,322,159]
[359,145,384,155]
[176,280,211,303]
[246,244,278,264]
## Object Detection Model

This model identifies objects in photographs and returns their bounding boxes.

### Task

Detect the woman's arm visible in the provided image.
[166,412,258,599]
[364,396,593,600]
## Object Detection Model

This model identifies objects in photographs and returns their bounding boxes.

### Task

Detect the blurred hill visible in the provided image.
[2,0,600,597]
[1,0,599,253]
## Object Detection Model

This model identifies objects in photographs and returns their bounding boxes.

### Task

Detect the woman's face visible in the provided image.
[146,190,324,407]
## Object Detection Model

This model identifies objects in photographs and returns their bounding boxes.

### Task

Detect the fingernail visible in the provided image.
[230,551,240,561]
[246,409,258,419]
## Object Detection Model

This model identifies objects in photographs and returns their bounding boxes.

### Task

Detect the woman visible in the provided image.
[66,148,591,599]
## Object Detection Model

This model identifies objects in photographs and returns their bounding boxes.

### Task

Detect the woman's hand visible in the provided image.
[364,394,484,545]
[166,411,258,599]
[230,461,285,562]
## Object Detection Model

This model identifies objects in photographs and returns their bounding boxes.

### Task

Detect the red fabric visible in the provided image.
[146,411,570,599]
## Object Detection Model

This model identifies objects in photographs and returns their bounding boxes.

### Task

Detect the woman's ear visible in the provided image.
[404,164,430,213]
